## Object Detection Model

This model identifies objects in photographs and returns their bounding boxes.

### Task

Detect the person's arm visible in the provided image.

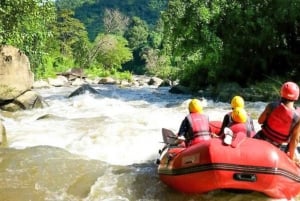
[258,104,272,124]
[178,117,189,137]
[218,114,230,135]
[248,115,255,131]
[288,121,300,161]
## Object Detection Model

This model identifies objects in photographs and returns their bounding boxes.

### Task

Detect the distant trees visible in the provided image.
[8,0,300,90]
[0,0,168,80]
[162,0,223,88]
[89,34,132,71]
[54,10,90,65]
[162,0,300,89]
[103,9,130,35]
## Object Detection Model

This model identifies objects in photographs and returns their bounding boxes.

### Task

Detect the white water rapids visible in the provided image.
[0,84,298,201]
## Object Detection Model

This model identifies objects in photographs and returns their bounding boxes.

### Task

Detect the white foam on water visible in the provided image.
[0,85,296,201]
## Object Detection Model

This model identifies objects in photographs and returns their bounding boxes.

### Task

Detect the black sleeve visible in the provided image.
[218,114,230,135]
[178,117,189,137]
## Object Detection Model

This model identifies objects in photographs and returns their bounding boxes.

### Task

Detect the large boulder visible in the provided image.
[0,45,46,111]
[0,45,34,101]
[0,90,45,112]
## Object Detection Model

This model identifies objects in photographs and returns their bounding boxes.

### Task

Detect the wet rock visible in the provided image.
[71,78,86,86]
[48,75,69,87]
[57,68,86,81]
[148,77,163,86]
[169,84,191,94]
[0,45,34,100]
[33,80,52,89]
[68,84,99,98]
[0,90,45,112]
[97,77,116,85]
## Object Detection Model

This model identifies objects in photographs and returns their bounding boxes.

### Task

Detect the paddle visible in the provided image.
[161,128,178,145]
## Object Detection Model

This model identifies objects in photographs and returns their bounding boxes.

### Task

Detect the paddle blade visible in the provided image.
[162,128,177,144]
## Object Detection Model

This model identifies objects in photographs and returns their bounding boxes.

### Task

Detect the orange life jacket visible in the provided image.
[262,102,300,144]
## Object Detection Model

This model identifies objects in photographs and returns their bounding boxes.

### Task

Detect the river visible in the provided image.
[0,84,297,201]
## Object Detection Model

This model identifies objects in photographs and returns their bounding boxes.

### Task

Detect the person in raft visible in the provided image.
[176,98,211,147]
[223,107,254,145]
[254,81,300,161]
[218,95,255,137]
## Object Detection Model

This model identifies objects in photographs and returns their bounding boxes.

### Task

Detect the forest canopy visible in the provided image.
[1,0,300,91]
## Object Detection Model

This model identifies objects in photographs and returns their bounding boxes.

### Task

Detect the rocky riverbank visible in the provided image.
[0,45,283,113]
[34,70,281,103]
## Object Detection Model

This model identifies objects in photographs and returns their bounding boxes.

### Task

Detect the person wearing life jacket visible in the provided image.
[176,98,211,147]
[254,81,300,161]
[223,107,255,145]
[218,95,255,137]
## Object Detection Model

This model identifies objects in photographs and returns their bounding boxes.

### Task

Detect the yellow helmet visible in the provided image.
[231,96,245,108]
[231,107,247,123]
[188,99,203,113]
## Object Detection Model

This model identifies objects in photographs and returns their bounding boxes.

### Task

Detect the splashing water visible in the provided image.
[0,84,296,201]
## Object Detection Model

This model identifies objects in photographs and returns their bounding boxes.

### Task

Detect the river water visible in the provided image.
[0,84,297,201]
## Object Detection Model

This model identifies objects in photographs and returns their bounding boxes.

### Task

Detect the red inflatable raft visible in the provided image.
[157,123,300,199]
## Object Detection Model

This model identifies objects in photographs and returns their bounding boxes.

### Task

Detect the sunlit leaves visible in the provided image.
[0,0,56,70]
[91,34,133,71]
[163,0,300,87]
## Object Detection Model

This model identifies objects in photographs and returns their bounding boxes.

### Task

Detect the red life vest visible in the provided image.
[225,112,255,137]
[186,113,210,145]
[262,102,300,144]
[229,122,249,137]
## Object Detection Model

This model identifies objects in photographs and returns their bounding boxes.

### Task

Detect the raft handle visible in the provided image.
[233,173,257,182]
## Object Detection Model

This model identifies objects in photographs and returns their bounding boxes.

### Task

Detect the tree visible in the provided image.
[217,0,300,84]
[103,9,130,35]
[55,0,95,10]
[142,48,171,79]
[162,0,224,88]
[0,0,56,73]
[162,0,300,88]
[91,34,133,71]
[53,9,90,67]
[125,17,149,50]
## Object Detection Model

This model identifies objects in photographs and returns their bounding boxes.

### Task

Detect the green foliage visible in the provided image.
[142,48,172,79]
[0,0,56,73]
[125,17,149,50]
[71,0,167,41]
[112,71,133,81]
[148,19,164,49]
[54,9,91,66]
[84,64,106,78]
[55,0,95,10]
[92,34,133,71]
[163,0,300,89]
[4,0,300,90]
[162,0,224,87]
[85,65,132,82]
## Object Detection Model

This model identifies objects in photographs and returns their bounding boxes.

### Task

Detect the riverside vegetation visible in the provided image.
[1,0,299,103]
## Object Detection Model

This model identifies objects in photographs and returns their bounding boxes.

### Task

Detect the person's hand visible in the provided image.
[292,154,300,167]
[210,133,219,138]
[174,136,185,146]
[294,158,300,167]
[177,136,185,141]
[287,152,300,167]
